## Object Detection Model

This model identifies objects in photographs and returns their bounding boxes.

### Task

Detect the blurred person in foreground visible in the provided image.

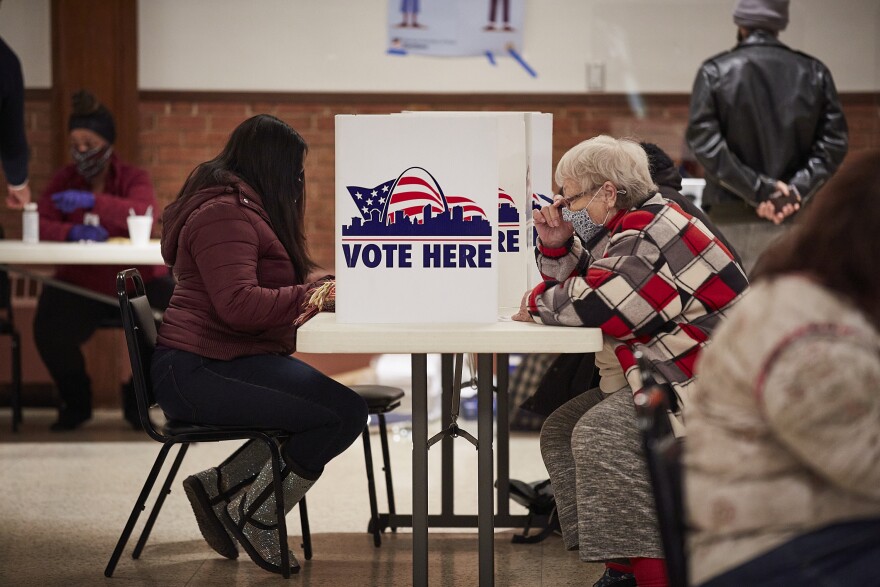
[35,90,170,431]
[514,135,748,587]
[686,0,848,275]
[685,150,880,586]
[154,114,366,575]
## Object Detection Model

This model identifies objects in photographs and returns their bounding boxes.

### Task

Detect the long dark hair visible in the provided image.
[752,150,880,329]
[175,114,315,281]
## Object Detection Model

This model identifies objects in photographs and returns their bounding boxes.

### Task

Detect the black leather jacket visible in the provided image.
[686,30,848,212]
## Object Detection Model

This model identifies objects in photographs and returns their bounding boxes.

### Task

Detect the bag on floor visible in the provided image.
[502,478,560,544]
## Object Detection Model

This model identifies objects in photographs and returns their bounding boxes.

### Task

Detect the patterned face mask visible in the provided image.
[561,188,607,244]
[71,144,113,180]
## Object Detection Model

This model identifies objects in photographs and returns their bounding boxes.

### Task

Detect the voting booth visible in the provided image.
[335,112,552,324]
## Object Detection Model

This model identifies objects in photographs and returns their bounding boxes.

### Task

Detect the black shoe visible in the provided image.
[50,411,91,431]
[594,567,637,587]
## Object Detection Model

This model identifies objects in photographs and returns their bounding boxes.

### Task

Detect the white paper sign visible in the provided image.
[335,115,499,324]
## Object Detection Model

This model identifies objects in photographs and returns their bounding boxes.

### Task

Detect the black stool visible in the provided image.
[351,384,405,547]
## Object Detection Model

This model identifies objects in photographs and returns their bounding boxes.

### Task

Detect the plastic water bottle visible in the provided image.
[22,203,39,243]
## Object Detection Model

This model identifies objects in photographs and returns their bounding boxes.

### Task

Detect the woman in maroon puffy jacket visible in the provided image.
[152,115,367,575]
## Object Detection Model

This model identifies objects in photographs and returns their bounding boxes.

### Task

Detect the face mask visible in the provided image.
[72,144,113,180]
[561,188,609,244]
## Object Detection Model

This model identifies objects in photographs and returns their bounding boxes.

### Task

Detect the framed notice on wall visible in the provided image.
[335,114,499,324]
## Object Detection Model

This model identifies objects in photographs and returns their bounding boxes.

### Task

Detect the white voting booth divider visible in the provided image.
[335,112,552,325]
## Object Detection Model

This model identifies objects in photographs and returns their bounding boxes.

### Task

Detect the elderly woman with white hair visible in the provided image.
[514,135,747,587]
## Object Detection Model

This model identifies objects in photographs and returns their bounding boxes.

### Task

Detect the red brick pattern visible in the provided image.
[5,93,878,270]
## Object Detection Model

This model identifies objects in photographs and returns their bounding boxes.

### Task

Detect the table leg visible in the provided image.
[411,353,429,587]
[477,353,495,586]
[496,353,510,518]
[441,353,455,516]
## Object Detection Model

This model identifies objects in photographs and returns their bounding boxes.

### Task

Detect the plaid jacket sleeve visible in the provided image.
[528,199,747,342]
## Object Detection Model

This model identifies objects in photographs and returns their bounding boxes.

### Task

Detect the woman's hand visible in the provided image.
[533,197,573,248]
[511,290,534,322]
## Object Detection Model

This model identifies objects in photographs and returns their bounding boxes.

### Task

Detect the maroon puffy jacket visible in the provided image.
[157,178,314,360]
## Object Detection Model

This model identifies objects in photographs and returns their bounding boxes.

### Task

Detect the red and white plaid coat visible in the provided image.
[528,193,748,415]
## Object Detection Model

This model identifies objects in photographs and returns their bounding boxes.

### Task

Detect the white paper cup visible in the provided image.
[127,215,154,246]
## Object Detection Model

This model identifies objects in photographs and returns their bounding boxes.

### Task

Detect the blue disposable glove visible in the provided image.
[67,224,108,242]
[52,189,95,213]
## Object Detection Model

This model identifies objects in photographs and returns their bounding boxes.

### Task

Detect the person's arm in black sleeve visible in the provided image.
[787,65,849,202]
[0,39,29,187]
[685,63,777,206]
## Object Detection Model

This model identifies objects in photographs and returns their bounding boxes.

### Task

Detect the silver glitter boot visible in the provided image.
[182,440,269,559]
[220,458,317,575]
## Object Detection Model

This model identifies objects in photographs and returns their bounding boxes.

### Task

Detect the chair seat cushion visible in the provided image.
[162,419,286,437]
[351,384,405,412]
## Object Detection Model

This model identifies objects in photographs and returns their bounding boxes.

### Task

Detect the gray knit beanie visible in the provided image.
[733,0,789,31]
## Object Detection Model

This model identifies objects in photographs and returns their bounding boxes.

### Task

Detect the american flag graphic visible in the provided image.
[499,188,515,208]
[531,192,553,210]
[384,167,446,224]
[446,195,487,221]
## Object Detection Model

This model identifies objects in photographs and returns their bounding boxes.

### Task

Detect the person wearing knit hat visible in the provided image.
[32,89,172,431]
[685,0,847,276]
[732,0,789,32]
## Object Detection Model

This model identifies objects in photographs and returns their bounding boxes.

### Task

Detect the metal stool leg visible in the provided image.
[378,414,397,532]
[362,423,382,546]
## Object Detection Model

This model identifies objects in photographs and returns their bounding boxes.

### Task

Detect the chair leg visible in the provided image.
[299,496,312,560]
[362,423,382,547]
[132,443,190,559]
[378,414,397,532]
[268,441,292,579]
[11,331,22,432]
[104,443,175,577]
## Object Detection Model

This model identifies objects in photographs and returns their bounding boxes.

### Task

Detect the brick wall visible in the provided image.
[5,91,879,269]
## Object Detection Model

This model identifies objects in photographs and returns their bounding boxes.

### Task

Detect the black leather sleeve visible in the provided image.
[686,63,766,206]
[787,65,849,202]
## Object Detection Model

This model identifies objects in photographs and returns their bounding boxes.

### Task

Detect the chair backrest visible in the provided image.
[117,268,164,442]
[633,351,688,587]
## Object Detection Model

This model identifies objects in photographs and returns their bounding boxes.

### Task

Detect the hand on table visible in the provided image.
[511,290,533,322]
[52,189,95,214]
[67,224,108,242]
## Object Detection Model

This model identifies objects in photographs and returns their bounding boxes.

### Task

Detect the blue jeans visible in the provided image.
[151,348,368,476]
[701,519,880,587]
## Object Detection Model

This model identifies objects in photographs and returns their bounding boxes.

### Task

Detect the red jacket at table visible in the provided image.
[37,154,167,297]
[158,176,319,360]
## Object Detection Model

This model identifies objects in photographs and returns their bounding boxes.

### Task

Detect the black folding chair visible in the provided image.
[105,269,311,579]
[0,226,23,432]
[633,351,688,587]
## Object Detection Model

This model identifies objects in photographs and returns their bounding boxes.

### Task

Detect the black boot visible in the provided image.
[220,456,318,575]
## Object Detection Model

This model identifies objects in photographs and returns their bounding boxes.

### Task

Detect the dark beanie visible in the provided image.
[68,90,116,144]
[733,0,789,31]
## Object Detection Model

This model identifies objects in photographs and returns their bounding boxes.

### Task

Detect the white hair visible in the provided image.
[555,135,657,209]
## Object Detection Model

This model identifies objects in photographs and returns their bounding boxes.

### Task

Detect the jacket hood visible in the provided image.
[160,173,263,267]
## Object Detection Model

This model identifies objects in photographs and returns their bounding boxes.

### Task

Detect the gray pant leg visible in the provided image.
[711,220,790,276]
[572,389,664,561]
[539,388,604,550]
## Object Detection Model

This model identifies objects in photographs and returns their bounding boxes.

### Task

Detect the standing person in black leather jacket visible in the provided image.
[686,0,848,275]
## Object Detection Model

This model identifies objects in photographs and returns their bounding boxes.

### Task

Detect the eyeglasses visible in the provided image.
[558,187,595,208]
